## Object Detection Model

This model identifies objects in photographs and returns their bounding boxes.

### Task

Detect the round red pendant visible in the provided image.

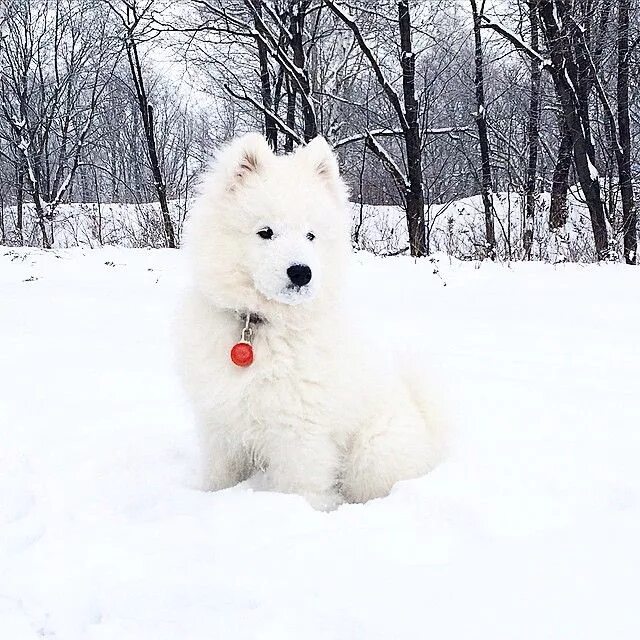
[230,342,254,367]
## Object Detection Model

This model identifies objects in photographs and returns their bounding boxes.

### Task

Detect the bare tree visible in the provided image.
[0,0,118,247]
[482,0,615,260]
[1,0,637,262]
[181,0,318,149]
[548,114,573,242]
[617,0,636,264]
[246,0,278,149]
[327,0,427,257]
[107,0,176,248]
[523,0,541,259]
[470,0,496,260]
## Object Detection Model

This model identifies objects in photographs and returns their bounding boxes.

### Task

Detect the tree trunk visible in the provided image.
[523,0,541,259]
[569,125,609,258]
[110,150,118,201]
[33,193,51,249]
[285,75,296,153]
[398,0,426,257]
[549,121,572,231]
[617,0,636,264]
[603,115,617,231]
[325,0,427,257]
[20,150,52,248]
[147,105,176,248]
[290,0,316,142]
[470,0,496,259]
[16,162,24,246]
[94,167,103,246]
[126,36,176,248]
[538,0,609,259]
[247,0,278,150]
[0,194,5,244]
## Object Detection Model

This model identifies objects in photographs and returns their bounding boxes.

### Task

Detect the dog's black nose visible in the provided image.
[287,264,312,287]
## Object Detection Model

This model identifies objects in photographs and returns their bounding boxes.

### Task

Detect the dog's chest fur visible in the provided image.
[181,292,353,453]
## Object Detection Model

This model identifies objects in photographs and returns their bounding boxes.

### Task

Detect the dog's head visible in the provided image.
[187,133,350,316]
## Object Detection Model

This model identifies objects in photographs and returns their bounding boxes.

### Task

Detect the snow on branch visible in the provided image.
[260,1,293,42]
[363,131,410,191]
[334,126,472,148]
[334,129,403,148]
[425,126,473,135]
[566,18,623,159]
[242,2,316,121]
[187,0,310,111]
[480,17,550,67]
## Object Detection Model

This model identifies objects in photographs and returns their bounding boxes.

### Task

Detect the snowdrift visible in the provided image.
[1,248,639,639]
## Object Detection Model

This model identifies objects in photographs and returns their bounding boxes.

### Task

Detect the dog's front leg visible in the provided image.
[264,430,341,510]
[199,426,250,492]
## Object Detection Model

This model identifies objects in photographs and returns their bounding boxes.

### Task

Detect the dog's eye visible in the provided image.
[306,232,315,241]
[257,227,274,240]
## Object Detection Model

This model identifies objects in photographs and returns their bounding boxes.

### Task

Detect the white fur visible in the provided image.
[178,133,447,509]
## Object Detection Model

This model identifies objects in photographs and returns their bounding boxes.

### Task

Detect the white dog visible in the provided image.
[179,133,446,509]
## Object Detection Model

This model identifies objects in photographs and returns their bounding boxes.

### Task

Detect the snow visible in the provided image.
[1,201,189,249]
[586,156,600,182]
[1,247,640,639]
[353,191,597,260]
[0,191,616,262]
[481,16,550,67]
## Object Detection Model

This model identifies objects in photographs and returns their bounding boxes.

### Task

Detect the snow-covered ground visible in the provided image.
[1,248,639,639]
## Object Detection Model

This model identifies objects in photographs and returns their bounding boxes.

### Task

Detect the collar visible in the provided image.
[234,310,266,326]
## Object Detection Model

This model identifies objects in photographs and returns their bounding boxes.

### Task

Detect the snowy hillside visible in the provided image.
[2,190,601,261]
[1,248,639,639]
[354,190,597,260]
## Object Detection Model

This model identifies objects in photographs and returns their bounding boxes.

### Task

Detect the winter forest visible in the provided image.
[1,0,638,263]
[3,3,640,637]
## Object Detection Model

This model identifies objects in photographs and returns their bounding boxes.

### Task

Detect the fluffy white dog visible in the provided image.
[179,133,446,509]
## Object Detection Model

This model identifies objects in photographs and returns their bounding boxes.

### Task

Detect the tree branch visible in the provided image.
[364,131,409,191]
[223,83,302,144]
[480,16,549,66]
[325,0,410,135]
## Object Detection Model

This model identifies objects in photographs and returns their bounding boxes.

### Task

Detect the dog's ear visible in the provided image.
[219,133,272,191]
[296,136,344,197]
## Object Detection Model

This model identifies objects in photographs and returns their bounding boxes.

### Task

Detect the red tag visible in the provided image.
[230,342,254,367]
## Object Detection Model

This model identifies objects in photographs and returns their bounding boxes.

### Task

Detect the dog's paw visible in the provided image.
[304,492,343,512]
[200,469,240,493]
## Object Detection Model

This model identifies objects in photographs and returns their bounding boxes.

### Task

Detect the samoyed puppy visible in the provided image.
[179,133,446,509]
